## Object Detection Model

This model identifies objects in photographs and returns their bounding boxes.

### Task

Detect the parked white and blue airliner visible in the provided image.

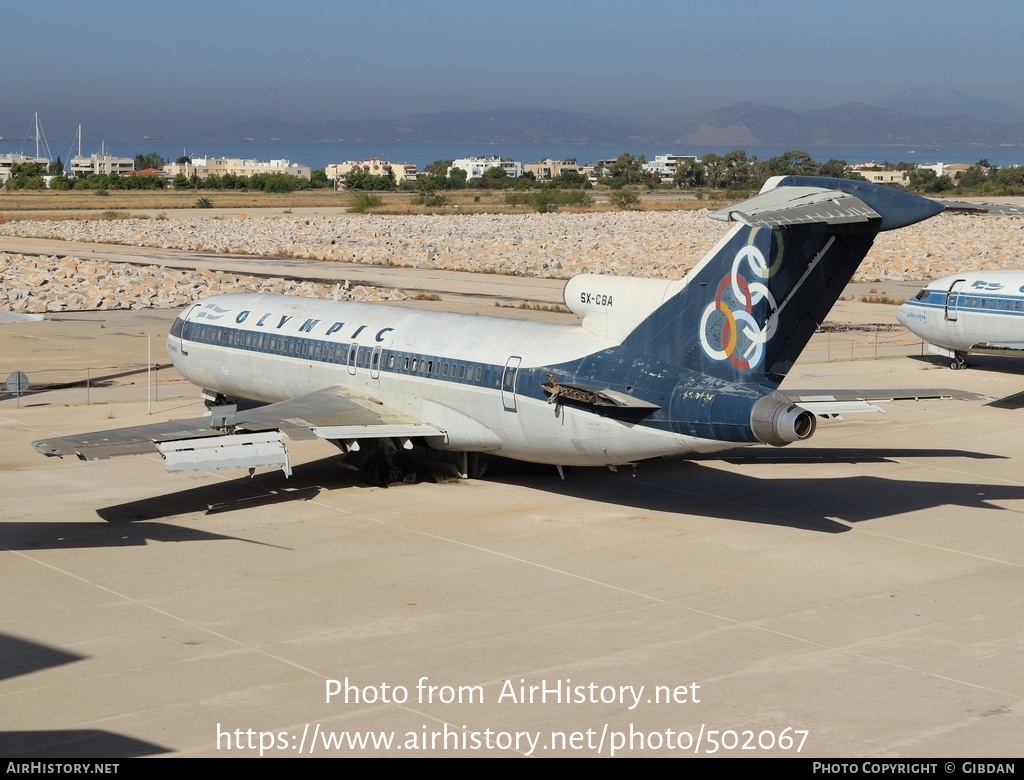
[35,176,943,485]
[897,271,1024,369]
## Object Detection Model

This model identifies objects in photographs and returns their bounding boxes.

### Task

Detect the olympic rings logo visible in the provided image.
[698,230,781,371]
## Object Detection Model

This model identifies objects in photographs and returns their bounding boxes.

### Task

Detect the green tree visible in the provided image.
[513,170,538,190]
[134,152,166,170]
[257,173,309,193]
[423,159,453,177]
[48,156,64,175]
[5,163,46,190]
[479,166,510,189]
[48,174,74,190]
[907,167,953,193]
[605,153,648,187]
[344,168,395,191]
[446,166,468,189]
[553,169,590,189]
[703,150,752,189]
[815,159,857,179]
[349,191,382,213]
[955,165,987,190]
[672,158,706,188]
[175,155,192,165]
[762,150,817,178]
[608,190,641,210]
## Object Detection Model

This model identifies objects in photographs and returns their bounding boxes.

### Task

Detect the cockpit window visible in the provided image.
[169,317,184,337]
[914,288,928,301]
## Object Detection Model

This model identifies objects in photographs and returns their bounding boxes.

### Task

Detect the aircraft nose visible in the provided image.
[895,303,909,326]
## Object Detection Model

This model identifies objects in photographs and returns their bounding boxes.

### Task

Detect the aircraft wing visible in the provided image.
[32,385,445,476]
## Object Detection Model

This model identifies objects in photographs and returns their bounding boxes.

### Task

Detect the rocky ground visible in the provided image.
[0,253,408,313]
[0,208,1021,313]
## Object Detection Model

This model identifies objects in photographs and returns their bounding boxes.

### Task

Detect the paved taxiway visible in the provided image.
[2,289,1024,757]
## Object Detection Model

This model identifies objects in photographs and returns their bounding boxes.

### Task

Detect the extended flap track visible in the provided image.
[541,374,660,421]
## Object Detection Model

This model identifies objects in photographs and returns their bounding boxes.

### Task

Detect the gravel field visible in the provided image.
[1,208,1021,312]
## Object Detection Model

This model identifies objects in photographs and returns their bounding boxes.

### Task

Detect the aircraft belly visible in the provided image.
[960,312,1018,351]
[486,397,693,466]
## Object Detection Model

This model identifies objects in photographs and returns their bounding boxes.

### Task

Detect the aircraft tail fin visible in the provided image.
[620,176,942,387]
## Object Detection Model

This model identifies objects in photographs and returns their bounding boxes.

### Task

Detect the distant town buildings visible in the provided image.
[851,163,908,186]
[325,159,417,187]
[915,162,972,179]
[644,154,698,178]
[523,158,583,179]
[0,152,50,184]
[164,157,311,180]
[70,149,134,177]
[449,156,523,180]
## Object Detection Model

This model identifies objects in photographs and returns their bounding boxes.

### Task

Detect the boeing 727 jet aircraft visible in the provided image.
[897,271,1024,369]
[34,176,943,485]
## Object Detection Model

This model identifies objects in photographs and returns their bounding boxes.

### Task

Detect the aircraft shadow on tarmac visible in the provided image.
[907,353,1024,377]
[986,390,1024,410]
[0,515,296,552]
[490,453,1024,534]
[0,634,170,758]
[70,446,1024,537]
[0,633,83,682]
[0,729,170,759]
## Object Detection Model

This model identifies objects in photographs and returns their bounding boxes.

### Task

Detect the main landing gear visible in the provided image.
[336,439,489,487]
[950,351,968,370]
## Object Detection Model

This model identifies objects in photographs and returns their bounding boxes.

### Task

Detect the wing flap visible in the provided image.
[157,432,292,476]
[33,384,446,473]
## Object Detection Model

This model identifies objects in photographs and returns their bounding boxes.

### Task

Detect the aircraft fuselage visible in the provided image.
[168,293,733,467]
[897,271,1024,367]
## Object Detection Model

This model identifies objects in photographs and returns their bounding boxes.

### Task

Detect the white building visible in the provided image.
[70,150,134,177]
[644,154,698,178]
[449,156,522,180]
[0,152,51,184]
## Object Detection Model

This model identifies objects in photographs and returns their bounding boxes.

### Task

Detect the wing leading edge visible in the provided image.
[32,385,444,476]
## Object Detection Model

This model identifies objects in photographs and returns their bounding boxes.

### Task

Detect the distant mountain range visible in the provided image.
[193,89,1024,147]
[195,108,657,145]
[678,89,1024,146]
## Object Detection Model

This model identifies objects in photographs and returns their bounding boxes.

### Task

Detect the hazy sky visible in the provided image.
[4,0,1023,144]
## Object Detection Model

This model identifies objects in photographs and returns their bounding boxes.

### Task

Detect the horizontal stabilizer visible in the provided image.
[788,399,886,419]
[709,186,879,227]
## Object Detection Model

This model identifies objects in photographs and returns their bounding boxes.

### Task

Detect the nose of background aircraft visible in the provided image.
[895,302,910,326]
